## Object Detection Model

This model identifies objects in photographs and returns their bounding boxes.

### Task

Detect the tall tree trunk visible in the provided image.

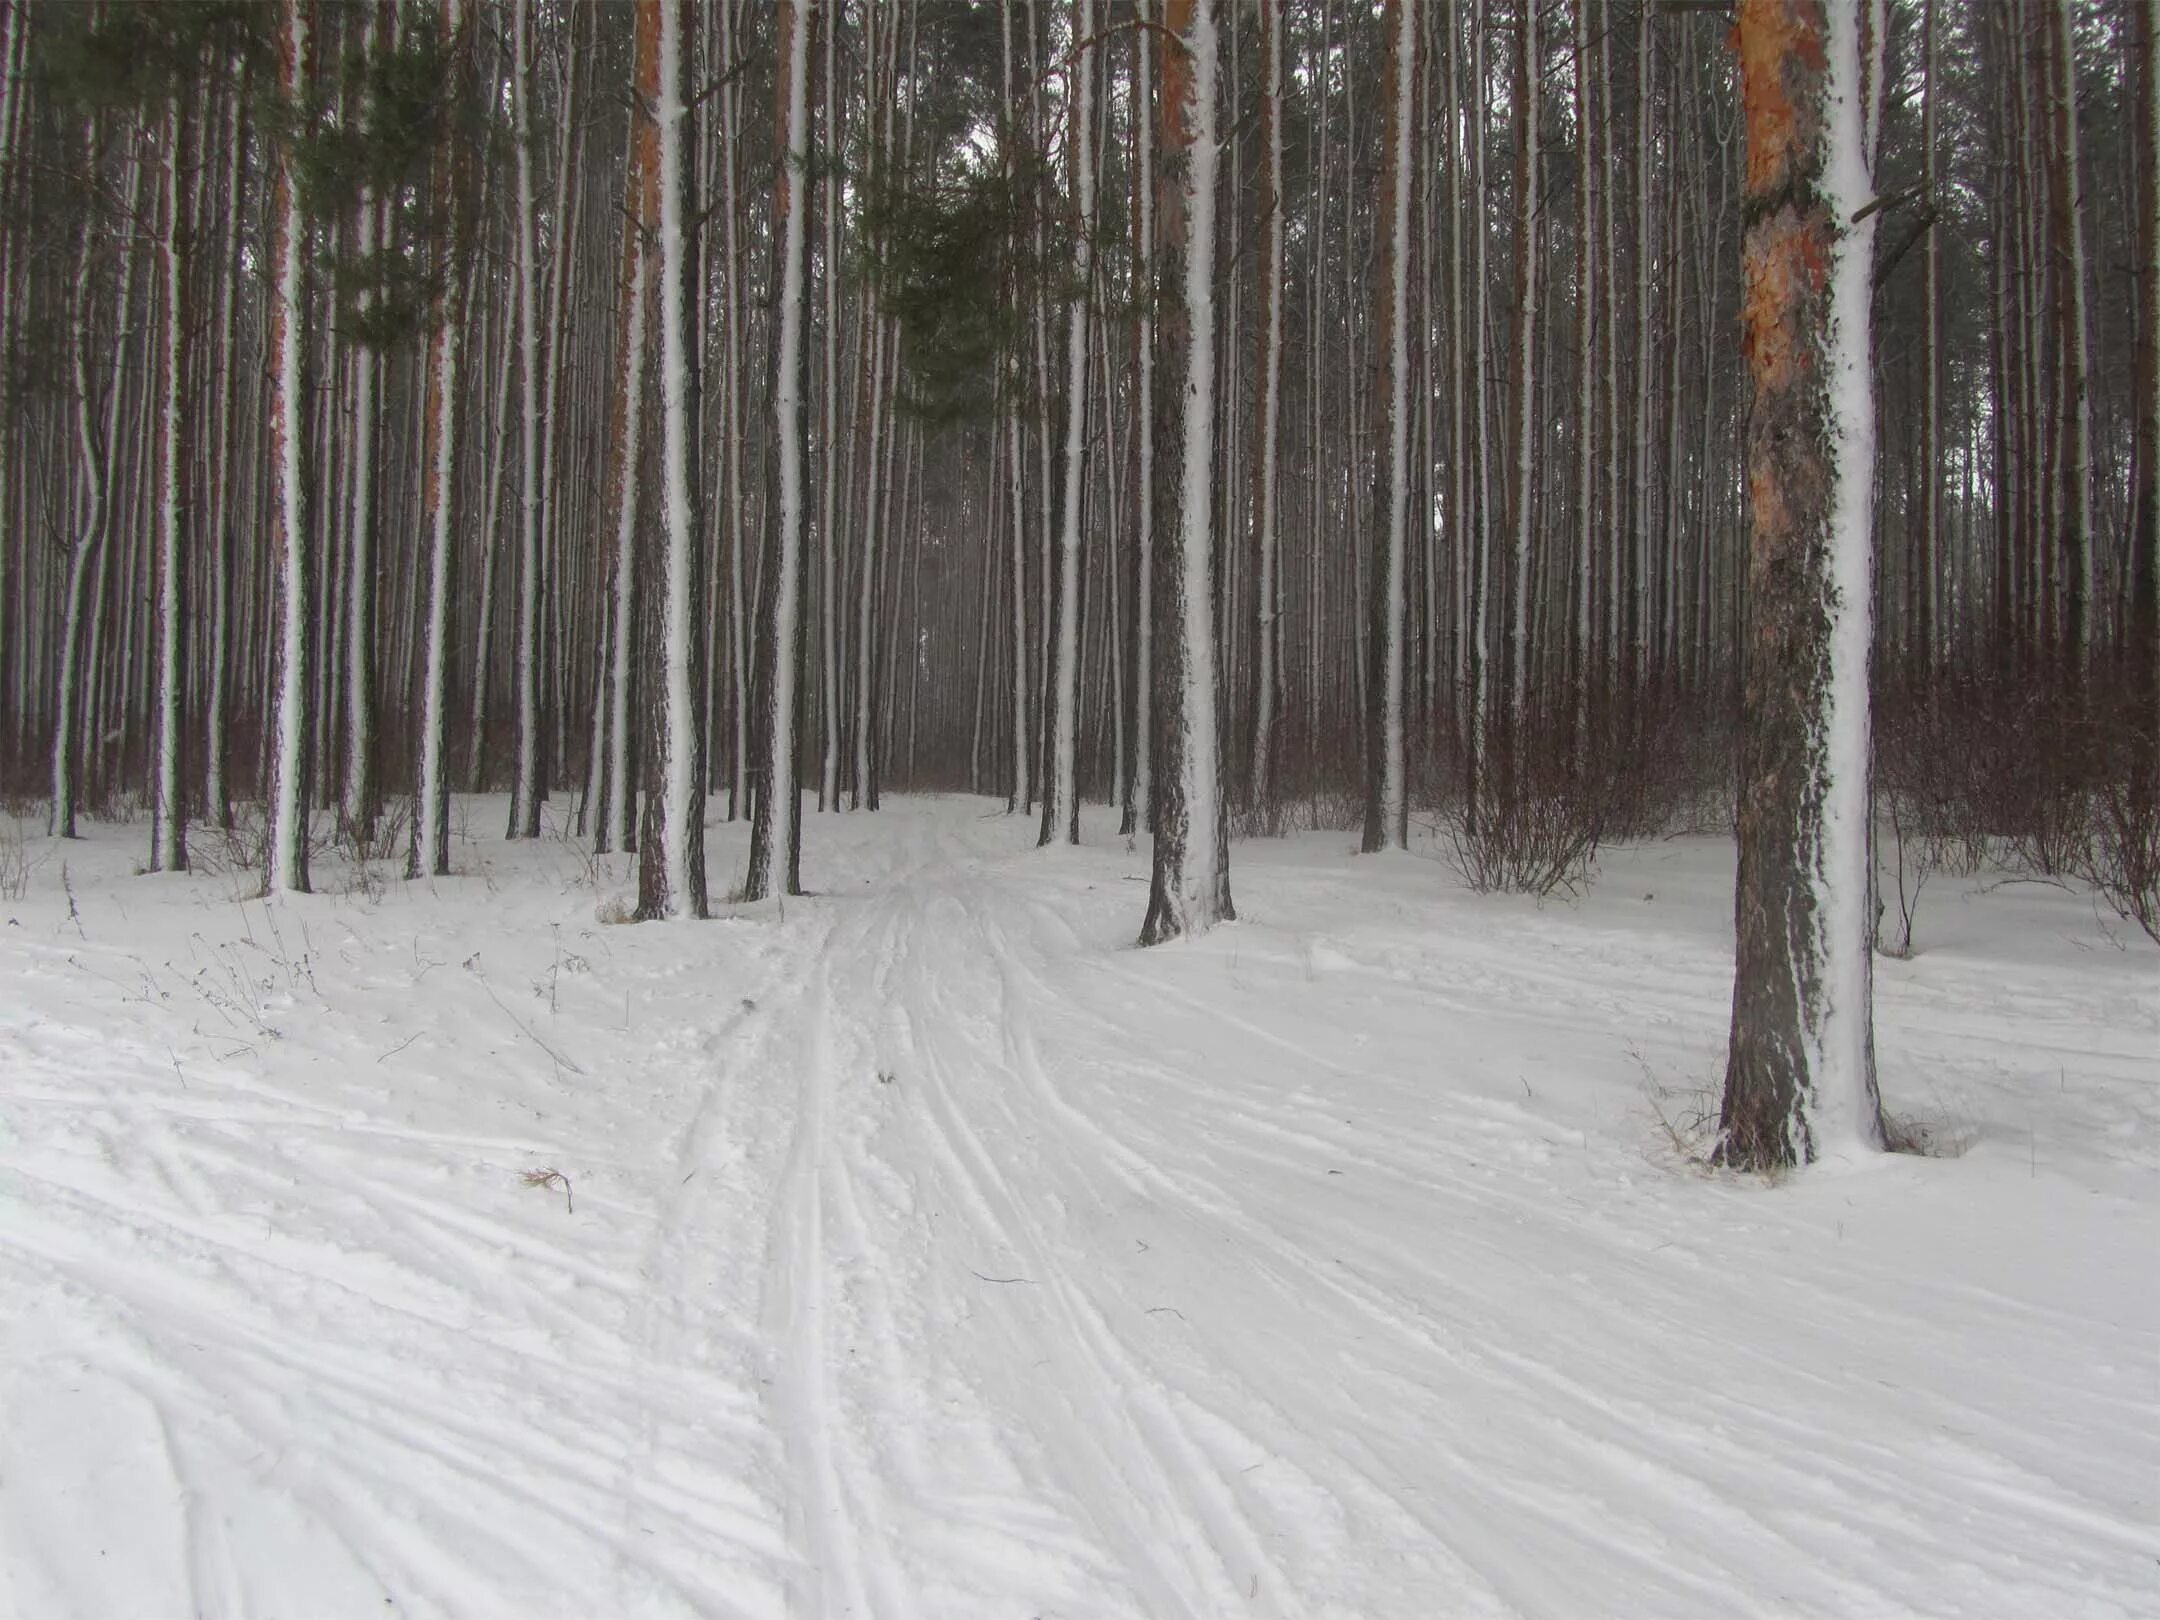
[150,82,191,873]
[745,0,814,901]
[819,1,842,813]
[1572,0,1599,745]
[343,1,384,841]
[205,77,247,833]
[412,0,470,880]
[2048,0,2094,671]
[1362,0,1416,854]
[1128,0,1155,833]
[599,75,652,862]
[2131,0,2158,787]
[1042,0,1097,847]
[1719,0,1884,1170]
[638,0,709,919]
[1506,0,1539,741]
[1140,0,1232,944]
[508,0,545,838]
[1248,0,1284,816]
[1917,0,1939,672]
[266,0,317,895]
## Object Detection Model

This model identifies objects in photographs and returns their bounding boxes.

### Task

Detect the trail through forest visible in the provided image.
[1,798,2154,1619]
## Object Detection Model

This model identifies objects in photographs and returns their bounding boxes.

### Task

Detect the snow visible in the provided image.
[1,796,2153,1619]
[1815,0,1884,1160]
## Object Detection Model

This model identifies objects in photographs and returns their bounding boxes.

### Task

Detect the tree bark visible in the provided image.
[1719,0,1884,1170]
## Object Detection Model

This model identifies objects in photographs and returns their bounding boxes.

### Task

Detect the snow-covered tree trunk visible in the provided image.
[1630,3,1653,687]
[637,0,709,921]
[467,288,514,792]
[51,275,103,843]
[1129,0,1155,835]
[1360,0,1415,855]
[2134,0,2158,744]
[412,0,467,881]
[342,2,383,843]
[150,82,190,874]
[266,0,317,896]
[819,3,841,814]
[1140,0,1232,946]
[508,0,544,839]
[1572,0,1599,744]
[1247,0,1284,817]
[1041,0,1096,849]
[204,79,246,833]
[1916,0,1939,672]
[1719,0,1884,1170]
[745,0,813,902]
[719,0,750,823]
[1468,0,1493,830]
[1007,409,1032,813]
[600,105,651,861]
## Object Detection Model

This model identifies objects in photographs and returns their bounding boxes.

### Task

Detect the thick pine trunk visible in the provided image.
[1140,0,1232,946]
[1719,0,1884,1170]
[637,0,709,921]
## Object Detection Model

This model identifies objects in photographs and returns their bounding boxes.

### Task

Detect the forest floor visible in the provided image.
[0,794,2154,1620]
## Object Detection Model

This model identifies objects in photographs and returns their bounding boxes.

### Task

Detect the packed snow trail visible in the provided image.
[1,798,2155,1619]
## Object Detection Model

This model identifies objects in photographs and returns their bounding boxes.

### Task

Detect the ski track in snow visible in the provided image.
[1,797,2155,1620]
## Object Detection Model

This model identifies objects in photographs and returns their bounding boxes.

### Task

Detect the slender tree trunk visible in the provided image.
[819,2,842,812]
[205,78,246,832]
[508,0,545,838]
[1506,0,1539,742]
[412,0,470,880]
[2131,0,2158,770]
[1362,0,1416,854]
[342,2,383,841]
[1130,0,1155,832]
[600,100,652,861]
[150,83,191,873]
[1041,0,1097,847]
[1573,0,1599,745]
[2048,0,2094,671]
[266,0,317,895]
[746,0,814,901]
[1916,0,1939,673]
[1248,0,1284,816]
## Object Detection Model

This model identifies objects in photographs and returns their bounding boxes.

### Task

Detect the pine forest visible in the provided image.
[0,2,2154,1612]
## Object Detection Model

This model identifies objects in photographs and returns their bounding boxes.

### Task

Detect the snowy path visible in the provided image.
[2,797,2155,1618]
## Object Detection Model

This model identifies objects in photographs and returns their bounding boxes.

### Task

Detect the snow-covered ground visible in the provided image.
[1,795,2154,1620]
